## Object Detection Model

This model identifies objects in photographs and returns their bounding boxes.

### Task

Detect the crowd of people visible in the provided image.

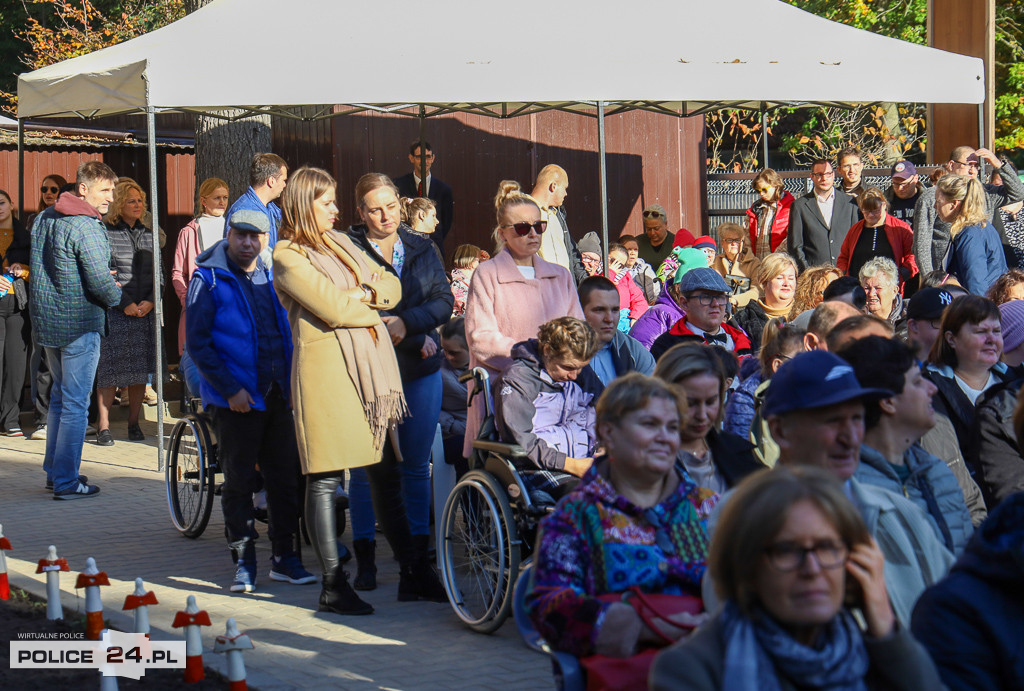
[10,138,1024,688]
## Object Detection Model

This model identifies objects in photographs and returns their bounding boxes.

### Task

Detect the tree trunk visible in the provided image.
[186,0,271,206]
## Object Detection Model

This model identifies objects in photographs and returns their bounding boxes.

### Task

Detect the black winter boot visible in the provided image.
[398,534,448,603]
[353,539,377,591]
[318,569,373,616]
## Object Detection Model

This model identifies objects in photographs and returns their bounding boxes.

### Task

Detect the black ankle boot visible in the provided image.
[318,570,373,616]
[398,534,448,603]
[353,539,377,591]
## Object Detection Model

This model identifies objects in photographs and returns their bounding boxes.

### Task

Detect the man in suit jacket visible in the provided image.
[394,140,454,250]
[787,159,859,271]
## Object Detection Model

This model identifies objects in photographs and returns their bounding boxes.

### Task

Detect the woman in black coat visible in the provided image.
[653,342,763,494]
[924,296,1012,464]
[0,190,32,436]
[345,173,453,599]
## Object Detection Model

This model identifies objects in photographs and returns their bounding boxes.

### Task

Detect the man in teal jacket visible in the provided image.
[31,161,122,500]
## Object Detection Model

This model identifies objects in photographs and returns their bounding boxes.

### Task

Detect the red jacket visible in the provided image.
[610,268,649,322]
[836,216,918,284]
[746,191,795,254]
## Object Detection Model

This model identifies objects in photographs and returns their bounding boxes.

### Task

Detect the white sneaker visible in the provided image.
[29,425,46,440]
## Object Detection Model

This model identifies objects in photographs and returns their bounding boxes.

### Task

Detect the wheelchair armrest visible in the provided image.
[472,439,528,459]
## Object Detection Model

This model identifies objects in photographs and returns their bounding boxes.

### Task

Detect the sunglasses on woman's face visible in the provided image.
[502,221,547,236]
[41,186,59,194]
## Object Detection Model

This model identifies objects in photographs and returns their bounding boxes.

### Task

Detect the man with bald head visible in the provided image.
[912,146,1024,274]
[802,300,862,351]
[531,164,586,284]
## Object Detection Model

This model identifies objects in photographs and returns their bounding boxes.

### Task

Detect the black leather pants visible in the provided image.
[305,438,413,577]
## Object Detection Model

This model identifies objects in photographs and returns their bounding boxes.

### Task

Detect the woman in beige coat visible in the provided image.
[713,222,761,308]
[273,167,405,616]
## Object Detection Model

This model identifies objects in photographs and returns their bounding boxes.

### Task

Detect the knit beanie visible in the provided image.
[999,300,1024,352]
[672,228,696,249]
[577,232,602,256]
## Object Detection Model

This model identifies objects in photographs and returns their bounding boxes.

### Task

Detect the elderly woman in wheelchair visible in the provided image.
[525,373,714,667]
[493,317,604,504]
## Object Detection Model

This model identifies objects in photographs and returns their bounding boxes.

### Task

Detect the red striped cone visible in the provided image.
[172,595,210,683]
[0,524,11,600]
[35,545,69,620]
[214,618,254,691]
[74,557,110,641]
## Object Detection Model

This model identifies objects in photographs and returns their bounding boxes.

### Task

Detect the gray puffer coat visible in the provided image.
[855,443,974,556]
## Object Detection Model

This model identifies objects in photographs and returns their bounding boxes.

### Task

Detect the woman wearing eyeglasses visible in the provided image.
[344,173,452,599]
[23,174,68,440]
[463,180,583,458]
[746,169,796,260]
[651,466,942,691]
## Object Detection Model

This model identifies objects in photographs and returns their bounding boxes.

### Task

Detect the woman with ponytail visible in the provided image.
[936,174,1008,296]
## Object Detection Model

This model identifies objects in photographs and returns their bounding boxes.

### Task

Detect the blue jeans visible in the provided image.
[179,347,203,399]
[349,369,442,539]
[43,332,101,492]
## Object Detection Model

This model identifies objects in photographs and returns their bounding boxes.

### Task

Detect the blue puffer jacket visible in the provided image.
[912,492,1024,690]
[185,241,292,411]
[723,369,762,438]
[855,443,974,556]
[945,221,1008,296]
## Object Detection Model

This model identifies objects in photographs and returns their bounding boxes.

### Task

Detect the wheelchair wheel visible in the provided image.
[440,470,521,633]
[166,414,216,539]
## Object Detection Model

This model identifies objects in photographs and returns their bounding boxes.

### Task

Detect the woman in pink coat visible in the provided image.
[171,177,229,396]
[463,180,584,457]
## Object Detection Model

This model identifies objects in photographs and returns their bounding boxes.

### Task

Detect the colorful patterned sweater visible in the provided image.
[526,460,716,657]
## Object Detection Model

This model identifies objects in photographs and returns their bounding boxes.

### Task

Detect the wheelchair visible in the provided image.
[166,396,221,538]
[438,367,556,634]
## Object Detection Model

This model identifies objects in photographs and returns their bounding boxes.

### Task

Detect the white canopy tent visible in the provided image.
[16,0,986,470]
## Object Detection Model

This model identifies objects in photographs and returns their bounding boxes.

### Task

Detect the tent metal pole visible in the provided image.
[146,105,165,473]
[761,104,769,169]
[418,105,427,194]
[17,118,25,217]
[978,102,985,150]
[597,101,609,275]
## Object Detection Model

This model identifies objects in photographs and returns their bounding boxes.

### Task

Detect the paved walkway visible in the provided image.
[0,414,553,690]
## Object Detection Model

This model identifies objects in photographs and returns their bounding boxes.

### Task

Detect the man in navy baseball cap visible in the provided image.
[764,350,890,480]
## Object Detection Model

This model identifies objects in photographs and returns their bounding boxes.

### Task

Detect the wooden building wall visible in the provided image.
[927,0,995,160]
[274,109,707,263]
[0,144,195,362]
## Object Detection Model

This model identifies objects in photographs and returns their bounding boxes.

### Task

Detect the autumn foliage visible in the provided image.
[1,0,184,113]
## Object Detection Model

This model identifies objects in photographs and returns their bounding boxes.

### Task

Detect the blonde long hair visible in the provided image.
[937,174,988,237]
[105,180,147,226]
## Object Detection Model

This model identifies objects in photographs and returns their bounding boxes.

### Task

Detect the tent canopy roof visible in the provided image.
[18,0,985,120]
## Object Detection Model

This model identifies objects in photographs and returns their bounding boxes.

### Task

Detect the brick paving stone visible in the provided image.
[0,426,553,690]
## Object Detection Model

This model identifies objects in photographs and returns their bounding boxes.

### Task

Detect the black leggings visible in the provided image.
[306,439,413,577]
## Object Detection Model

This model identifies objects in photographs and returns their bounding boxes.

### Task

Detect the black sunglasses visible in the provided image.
[502,221,547,236]
[41,186,59,194]
[642,210,665,219]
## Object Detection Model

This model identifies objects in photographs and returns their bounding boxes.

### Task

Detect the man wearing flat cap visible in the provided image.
[650,267,752,359]
[186,209,313,595]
